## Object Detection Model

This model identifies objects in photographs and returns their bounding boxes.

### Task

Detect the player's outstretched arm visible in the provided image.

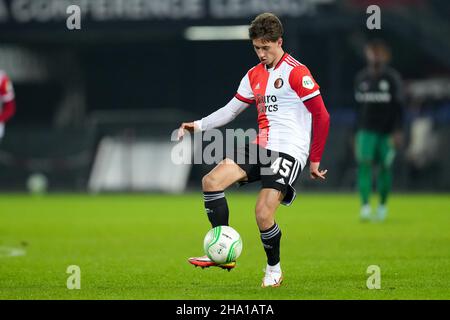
[177,97,249,140]
[177,122,200,140]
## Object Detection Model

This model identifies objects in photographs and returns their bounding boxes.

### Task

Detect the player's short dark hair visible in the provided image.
[249,13,283,42]
[365,38,392,61]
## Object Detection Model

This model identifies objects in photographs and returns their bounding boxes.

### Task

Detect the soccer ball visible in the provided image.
[27,173,48,195]
[203,226,243,264]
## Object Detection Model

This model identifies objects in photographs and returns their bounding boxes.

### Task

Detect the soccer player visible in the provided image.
[178,13,330,287]
[354,39,404,222]
[0,70,16,142]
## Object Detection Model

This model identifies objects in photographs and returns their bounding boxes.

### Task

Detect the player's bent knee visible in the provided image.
[255,204,273,227]
[202,174,218,191]
[202,174,214,191]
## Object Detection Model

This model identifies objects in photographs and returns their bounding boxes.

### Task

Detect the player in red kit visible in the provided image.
[178,13,330,287]
[0,70,16,141]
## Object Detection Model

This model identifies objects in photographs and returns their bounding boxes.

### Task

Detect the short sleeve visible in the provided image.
[235,71,255,104]
[289,65,320,102]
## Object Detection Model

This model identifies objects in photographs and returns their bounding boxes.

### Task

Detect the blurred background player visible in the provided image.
[178,13,330,287]
[0,70,16,142]
[354,39,404,222]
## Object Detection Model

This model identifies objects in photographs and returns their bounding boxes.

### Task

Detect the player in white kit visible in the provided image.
[178,13,330,287]
[0,70,16,142]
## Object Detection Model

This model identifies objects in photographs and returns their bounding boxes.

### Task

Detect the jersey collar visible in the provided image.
[264,52,287,72]
[274,52,288,70]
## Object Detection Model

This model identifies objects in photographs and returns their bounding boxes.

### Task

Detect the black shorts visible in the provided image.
[226,143,302,206]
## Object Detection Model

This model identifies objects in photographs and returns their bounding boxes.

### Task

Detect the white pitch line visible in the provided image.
[0,246,26,258]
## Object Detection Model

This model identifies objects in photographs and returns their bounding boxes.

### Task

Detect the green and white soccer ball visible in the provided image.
[203,226,243,264]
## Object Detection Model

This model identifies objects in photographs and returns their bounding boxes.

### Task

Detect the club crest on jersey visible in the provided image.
[379,80,390,91]
[274,78,283,89]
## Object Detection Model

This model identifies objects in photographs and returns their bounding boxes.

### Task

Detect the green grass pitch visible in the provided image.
[0,193,449,300]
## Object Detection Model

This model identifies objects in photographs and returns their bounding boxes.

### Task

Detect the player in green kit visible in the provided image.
[354,39,404,222]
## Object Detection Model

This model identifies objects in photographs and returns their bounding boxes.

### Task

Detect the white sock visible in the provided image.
[267,262,281,273]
